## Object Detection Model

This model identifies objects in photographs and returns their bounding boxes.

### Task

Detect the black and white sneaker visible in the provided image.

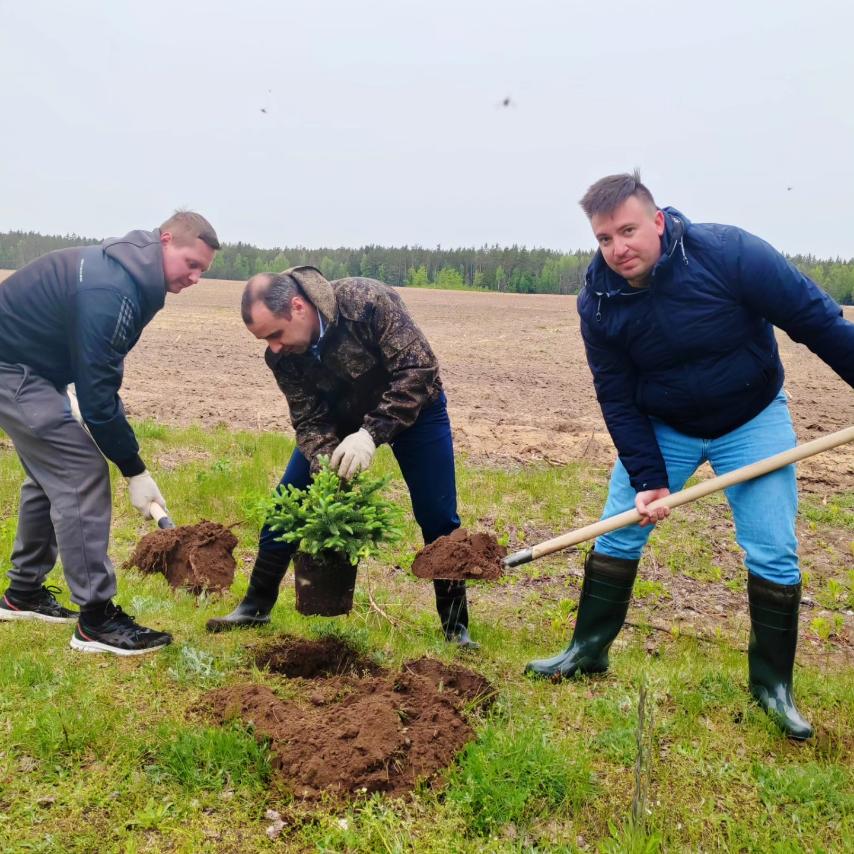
[0,586,78,623]
[70,603,172,656]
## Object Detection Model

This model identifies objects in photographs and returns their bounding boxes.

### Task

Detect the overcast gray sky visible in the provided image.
[1,0,852,258]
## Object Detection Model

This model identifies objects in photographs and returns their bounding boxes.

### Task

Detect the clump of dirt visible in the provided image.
[253,635,383,678]
[411,528,507,580]
[198,647,494,800]
[125,521,237,594]
[400,657,495,706]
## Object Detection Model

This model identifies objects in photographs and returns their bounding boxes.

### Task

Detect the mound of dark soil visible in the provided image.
[125,521,237,594]
[253,635,383,679]
[411,528,507,580]
[199,646,494,800]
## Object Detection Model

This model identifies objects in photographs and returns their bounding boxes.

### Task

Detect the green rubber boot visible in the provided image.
[525,550,639,679]
[747,574,813,740]
[206,552,288,633]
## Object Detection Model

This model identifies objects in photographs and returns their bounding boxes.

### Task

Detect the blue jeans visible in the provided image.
[595,391,800,585]
[259,392,461,556]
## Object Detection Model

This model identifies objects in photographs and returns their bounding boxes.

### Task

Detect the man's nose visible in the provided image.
[189,270,201,284]
[269,340,283,354]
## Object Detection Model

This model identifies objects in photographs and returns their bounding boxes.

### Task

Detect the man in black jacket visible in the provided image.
[0,212,219,655]
[526,172,854,740]
[206,267,477,647]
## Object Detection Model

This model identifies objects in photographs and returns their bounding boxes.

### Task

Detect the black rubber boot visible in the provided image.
[434,580,479,649]
[525,550,639,679]
[747,574,813,740]
[206,552,288,633]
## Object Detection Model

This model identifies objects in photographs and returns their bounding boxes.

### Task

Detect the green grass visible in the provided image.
[0,423,852,852]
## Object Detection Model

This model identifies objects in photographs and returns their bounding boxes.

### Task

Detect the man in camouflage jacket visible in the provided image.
[207,265,476,646]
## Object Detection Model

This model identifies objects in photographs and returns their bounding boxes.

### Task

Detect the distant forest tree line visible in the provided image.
[1,229,852,304]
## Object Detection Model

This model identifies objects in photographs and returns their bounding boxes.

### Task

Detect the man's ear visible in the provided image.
[654,210,665,236]
[160,230,174,247]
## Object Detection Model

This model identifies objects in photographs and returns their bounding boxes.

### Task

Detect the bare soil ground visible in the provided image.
[198,637,494,800]
[109,280,854,495]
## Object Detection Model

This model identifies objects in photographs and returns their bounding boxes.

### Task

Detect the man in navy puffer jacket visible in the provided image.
[526,172,854,740]
[0,212,218,656]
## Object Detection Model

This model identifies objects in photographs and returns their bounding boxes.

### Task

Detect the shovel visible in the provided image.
[504,424,854,568]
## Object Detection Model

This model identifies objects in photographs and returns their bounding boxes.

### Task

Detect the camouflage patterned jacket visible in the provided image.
[265,266,443,463]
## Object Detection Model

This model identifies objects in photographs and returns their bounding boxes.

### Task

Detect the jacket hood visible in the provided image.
[282,265,337,323]
[586,207,689,296]
[102,229,166,323]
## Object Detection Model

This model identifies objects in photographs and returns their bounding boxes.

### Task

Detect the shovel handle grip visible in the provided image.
[149,502,176,529]
[504,424,854,567]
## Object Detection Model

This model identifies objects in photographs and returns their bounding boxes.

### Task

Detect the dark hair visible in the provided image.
[579,170,657,219]
[241,273,301,324]
[159,210,221,250]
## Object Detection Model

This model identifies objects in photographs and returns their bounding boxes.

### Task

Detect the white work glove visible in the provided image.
[127,471,167,519]
[330,428,376,480]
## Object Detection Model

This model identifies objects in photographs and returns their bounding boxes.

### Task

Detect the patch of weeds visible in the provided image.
[0,652,59,690]
[128,593,174,617]
[676,670,742,716]
[133,421,169,440]
[149,723,271,792]
[593,724,637,766]
[599,819,663,853]
[649,533,719,582]
[166,644,225,686]
[0,516,16,560]
[11,697,114,759]
[752,762,853,822]
[800,492,854,529]
[125,797,181,830]
[810,616,834,643]
[815,576,850,611]
[446,719,598,836]
[547,597,578,632]
[306,796,419,853]
[634,580,669,603]
[308,621,373,653]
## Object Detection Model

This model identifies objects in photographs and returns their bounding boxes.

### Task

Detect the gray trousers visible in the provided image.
[0,362,116,606]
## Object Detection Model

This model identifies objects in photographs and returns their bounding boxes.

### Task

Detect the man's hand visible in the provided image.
[635,488,671,527]
[330,428,376,480]
[127,471,167,519]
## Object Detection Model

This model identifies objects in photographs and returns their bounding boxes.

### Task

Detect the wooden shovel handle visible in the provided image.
[149,502,176,530]
[504,425,854,567]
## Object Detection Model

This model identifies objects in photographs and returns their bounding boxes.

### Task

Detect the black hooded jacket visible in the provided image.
[0,230,167,475]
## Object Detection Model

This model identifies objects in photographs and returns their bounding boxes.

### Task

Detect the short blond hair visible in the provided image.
[159,210,220,250]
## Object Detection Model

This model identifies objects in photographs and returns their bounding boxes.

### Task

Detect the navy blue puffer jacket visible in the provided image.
[577,208,854,492]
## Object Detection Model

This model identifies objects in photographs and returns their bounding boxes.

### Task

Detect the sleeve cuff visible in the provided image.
[116,454,146,477]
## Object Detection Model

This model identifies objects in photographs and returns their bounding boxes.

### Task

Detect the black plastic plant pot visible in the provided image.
[293,551,358,617]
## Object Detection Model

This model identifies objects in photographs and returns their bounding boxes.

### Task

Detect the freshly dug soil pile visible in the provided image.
[253,635,383,678]
[125,521,237,594]
[411,528,507,580]
[199,647,494,800]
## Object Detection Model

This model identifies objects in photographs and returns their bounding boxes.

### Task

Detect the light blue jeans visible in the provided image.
[595,391,800,584]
